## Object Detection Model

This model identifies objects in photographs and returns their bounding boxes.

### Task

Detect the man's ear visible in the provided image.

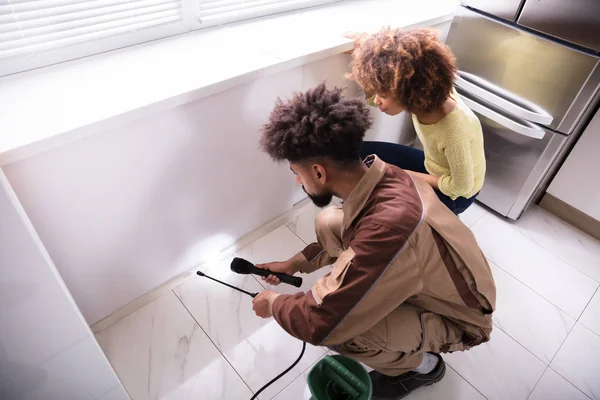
[312,164,326,183]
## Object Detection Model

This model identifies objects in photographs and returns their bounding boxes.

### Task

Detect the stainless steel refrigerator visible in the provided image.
[445,0,600,219]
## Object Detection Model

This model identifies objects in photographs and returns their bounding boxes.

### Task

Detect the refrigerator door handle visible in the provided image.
[455,71,554,125]
[461,96,547,139]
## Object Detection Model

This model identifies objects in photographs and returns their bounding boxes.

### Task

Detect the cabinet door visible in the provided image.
[547,109,600,220]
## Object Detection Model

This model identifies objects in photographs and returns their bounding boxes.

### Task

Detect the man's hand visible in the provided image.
[257,260,298,286]
[252,290,280,318]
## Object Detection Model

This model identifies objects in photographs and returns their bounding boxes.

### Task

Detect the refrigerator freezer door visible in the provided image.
[457,90,568,219]
[518,0,600,52]
[446,7,600,135]
[460,0,523,21]
[456,72,553,126]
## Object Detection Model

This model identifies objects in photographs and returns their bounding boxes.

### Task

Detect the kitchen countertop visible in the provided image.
[0,0,456,165]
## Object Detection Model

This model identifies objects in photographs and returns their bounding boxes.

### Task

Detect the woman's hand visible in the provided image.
[343,31,371,54]
[256,261,298,286]
[406,170,440,190]
[343,31,370,42]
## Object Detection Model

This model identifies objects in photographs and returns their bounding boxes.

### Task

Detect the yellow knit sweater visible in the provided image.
[412,92,486,200]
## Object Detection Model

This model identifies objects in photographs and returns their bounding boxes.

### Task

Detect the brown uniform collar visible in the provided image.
[341,155,387,232]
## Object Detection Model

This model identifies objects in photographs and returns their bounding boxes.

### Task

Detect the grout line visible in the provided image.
[172,290,258,398]
[486,257,591,321]
[577,286,599,322]
[549,320,577,366]
[531,239,600,285]
[268,353,325,399]
[466,203,488,229]
[251,208,318,291]
[575,320,600,339]
[536,249,600,285]
[508,215,600,286]
[547,365,594,400]
[487,260,580,365]
[518,207,600,285]
[445,365,489,400]
[541,322,600,399]
[491,322,550,366]
[287,223,312,246]
[526,365,549,400]
[252,272,269,291]
[475,208,600,285]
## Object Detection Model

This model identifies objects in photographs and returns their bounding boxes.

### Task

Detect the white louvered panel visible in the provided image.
[0,0,183,60]
[0,2,180,43]
[0,0,176,27]
[197,0,336,27]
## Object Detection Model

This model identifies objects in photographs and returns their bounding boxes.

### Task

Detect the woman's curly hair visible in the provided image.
[260,83,372,163]
[349,27,457,112]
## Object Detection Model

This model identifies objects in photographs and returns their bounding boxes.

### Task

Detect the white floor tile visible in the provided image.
[471,213,598,318]
[271,356,325,400]
[516,206,600,282]
[220,321,326,399]
[551,323,600,399]
[175,228,327,400]
[286,204,325,245]
[459,202,488,228]
[445,326,546,400]
[401,366,486,400]
[95,292,251,400]
[235,225,307,266]
[175,258,267,353]
[235,225,331,296]
[162,357,253,400]
[580,289,600,337]
[490,262,575,363]
[529,368,590,400]
[286,202,343,244]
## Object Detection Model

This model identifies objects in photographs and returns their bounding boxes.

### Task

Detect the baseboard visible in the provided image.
[91,271,195,334]
[540,194,600,241]
[91,198,314,334]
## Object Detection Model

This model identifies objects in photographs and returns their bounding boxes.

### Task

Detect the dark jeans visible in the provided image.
[360,141,477,215]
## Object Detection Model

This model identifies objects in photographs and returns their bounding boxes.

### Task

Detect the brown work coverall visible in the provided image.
[272,156,496,376]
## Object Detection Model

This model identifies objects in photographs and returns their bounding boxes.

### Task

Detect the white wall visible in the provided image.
[3,53,413,325]
[547,108,600,220]
[0,170,128,400]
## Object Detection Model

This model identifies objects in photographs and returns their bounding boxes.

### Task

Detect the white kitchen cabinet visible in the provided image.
[0,170,127,400]
[544,108,600,238]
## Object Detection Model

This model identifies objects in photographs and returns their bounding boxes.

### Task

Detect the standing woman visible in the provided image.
[347,28,485,215]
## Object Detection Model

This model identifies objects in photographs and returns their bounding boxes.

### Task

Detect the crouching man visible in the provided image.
[252,83,496,400]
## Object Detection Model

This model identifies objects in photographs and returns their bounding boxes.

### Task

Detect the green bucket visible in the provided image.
[307,355,372,400]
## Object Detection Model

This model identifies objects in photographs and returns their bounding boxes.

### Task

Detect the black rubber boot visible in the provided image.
[369,353,446,400]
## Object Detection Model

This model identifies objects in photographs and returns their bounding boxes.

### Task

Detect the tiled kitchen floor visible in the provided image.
[95,201,600,400]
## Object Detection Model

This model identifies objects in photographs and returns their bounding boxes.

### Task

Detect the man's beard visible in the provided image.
[303,186,333,208]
